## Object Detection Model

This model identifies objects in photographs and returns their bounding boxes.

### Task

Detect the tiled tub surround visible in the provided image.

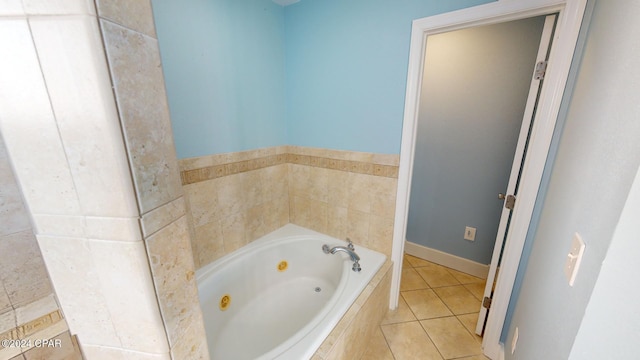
[180,146,400,269]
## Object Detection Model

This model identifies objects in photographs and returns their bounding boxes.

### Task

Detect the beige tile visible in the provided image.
[421,317,482,359]
[141,197,187,237]
[215,174,244,217]
[464,283,487,301]
[194,220,224,266]
[402,289,452,320]
[0,308,16,334]
[346,209,369,245]
[221,212,247,253]
[0,19,81,217]
[326,205,348,240]
[183,181,218,228]
[23,331,78,360]
[245,204,267,243]
[169,310,210,360]
[96,0,156,38]
[361,326,394,360]
[307,166,329,202]
[455,355,491,360]
[404,254,433,268]
[382,295,416,324]
[457,313,483,342]
[368,214,394,256]
[381,322,442,360]
[0,230,52,307]
[447,268,485,285]
[14,295,58,326]
[29,16,138,218]
[146,217,201,348]
[416,263,461,288]
[291,196,327,233]
[326,169,349,208]
[37,236,169,352]
[347,173,372,212]
[433,286,482,315]
[400,267,429,291]
[100,19,182,214]
[262,163,288,201]
[81,344,171,360]
[0,287,10,314]
[241,170,264,209]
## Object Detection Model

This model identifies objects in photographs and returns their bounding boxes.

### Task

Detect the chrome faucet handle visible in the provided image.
[322,244,331,254]
[346,238,355,251]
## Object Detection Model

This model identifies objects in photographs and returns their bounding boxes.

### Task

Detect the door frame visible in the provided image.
[390,0,588,358]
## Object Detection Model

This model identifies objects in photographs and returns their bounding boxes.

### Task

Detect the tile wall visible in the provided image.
[0,1,208,359]
[0,137,82,359]
[179,145,399,269]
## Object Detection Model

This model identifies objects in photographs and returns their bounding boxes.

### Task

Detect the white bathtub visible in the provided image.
[196,224,387,360]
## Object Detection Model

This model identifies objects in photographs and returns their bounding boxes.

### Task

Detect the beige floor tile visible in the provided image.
[404,254,433,268]
[382,295,416,324]
[360,326,394,360]
[420,317,482,359]
[415,264,461,288]
[402,289,452,320]
[381,322,443,360]
[446,268,485,285]
[463,282,486,301]
[402,254,414,268]
[434,286,481,315]
[457,313,483,343]
[400,267,429,291]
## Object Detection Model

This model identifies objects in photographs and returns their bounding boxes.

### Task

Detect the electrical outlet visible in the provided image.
[464,226,476,241]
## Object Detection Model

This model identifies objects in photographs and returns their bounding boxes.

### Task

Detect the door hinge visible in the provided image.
[534,60,548,80]
[483,296,492,309]
[505,194,516,210]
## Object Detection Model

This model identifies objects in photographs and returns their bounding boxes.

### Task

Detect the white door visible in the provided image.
[475,14,557,336]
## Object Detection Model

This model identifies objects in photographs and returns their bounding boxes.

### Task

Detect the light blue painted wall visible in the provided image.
[284,0,492,155]
[406,18,545,264]
[152,0,288,159]
[503,0,640,357]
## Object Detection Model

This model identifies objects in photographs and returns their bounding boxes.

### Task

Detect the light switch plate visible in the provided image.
[564,232,586,286]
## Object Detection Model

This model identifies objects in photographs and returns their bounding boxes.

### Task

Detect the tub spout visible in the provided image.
[322,240,362,272]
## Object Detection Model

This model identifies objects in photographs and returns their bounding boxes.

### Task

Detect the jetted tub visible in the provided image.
[196,224,387,360]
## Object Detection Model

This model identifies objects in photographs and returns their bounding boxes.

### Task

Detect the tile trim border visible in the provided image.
[0,310,63,342]
[180,152,399,186]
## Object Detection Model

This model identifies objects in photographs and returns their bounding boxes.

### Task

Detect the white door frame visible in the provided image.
[390,0,587,358]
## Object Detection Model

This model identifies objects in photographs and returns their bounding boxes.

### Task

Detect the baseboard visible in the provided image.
[404,241,489,279]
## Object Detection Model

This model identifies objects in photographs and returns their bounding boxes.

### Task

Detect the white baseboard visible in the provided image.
[404,241,489,279]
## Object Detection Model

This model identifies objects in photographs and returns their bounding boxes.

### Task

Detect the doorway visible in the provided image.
[390,1,588,358]
[404,12,554,336]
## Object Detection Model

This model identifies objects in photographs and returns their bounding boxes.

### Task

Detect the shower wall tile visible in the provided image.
[37,235,169,354]
[0,0,24,15]
[32,214,142,242]
[145,216,208,354]
[100,19,182,215]
[0,19,81,217]
[29,16,139,218]
[169,317,209,360]
[96,0,156,38]
[21,0,95,15]
[140,197,187,238]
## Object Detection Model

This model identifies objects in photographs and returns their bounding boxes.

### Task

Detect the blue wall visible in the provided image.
[284,0,492,154]
[152,0,288,159]
[153,0,493,158]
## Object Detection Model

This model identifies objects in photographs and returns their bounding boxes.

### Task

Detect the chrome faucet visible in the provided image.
[322,238,361,272]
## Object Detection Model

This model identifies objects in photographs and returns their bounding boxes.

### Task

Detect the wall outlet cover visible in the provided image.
[464,226,476,241]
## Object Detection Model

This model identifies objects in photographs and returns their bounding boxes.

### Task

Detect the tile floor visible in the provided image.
[361,254,490,360]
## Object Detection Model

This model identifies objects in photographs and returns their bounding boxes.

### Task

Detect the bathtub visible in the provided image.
[196,224,387,360]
